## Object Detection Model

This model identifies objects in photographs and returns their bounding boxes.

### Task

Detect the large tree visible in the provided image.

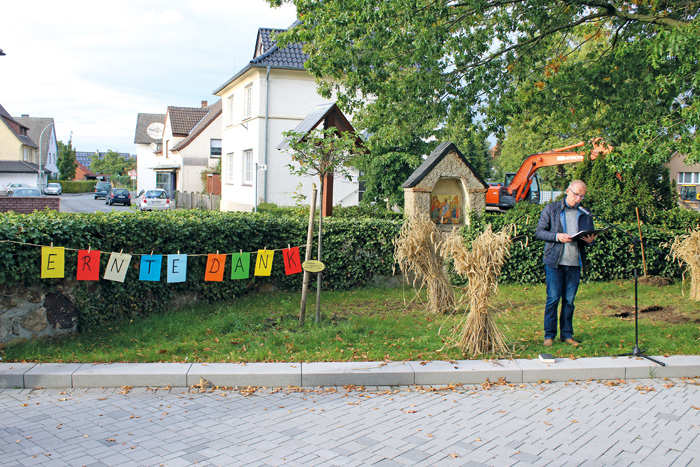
[90,150,136,176]
[269,0,700,170]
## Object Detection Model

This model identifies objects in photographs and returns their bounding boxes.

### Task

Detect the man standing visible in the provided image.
[535,180,597,347]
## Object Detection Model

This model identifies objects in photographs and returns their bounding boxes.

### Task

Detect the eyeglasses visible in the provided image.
[568,189,585,200]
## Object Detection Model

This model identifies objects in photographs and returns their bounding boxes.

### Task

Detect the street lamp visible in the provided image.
[38,122,54,191]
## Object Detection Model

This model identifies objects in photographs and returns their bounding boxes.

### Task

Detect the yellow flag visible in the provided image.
[41,246,65,278]
[254,250,274,276]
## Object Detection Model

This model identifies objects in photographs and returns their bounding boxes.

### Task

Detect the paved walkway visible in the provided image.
[1,377,699,466]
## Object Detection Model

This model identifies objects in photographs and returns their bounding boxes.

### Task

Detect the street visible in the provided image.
[58,192,134,214]
[1,378,698,466]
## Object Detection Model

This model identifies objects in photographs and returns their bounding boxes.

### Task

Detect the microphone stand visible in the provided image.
[579,206,665,366]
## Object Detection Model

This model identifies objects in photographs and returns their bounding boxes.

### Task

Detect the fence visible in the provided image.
[173,191,221,211]
[539,190,563,204]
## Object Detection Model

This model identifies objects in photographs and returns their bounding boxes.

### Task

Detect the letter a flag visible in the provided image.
[77,250,101,281]
[230,252,250,280]
[104,252,132,282]
[167,254,187,283]
[139,254,163,281]
[254,250,274,276]
[205,253,226,281]
[41,246,65,278]
[282,247,302,275]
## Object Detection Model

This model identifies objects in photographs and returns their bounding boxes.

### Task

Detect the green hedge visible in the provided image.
[55,181,98,194]
[1,206,698,329]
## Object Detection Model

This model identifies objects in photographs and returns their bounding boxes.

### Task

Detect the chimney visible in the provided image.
[201,100,208,108]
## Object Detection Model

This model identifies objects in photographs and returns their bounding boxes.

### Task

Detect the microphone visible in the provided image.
[578,205,592,216]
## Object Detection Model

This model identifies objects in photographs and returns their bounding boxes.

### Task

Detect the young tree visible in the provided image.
[56,139,77,181]
[269,1,700,165]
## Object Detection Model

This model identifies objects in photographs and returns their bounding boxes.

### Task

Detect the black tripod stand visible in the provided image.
[587,211,666,366]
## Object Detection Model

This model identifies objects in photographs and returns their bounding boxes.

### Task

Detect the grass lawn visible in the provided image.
[2,280,698,364]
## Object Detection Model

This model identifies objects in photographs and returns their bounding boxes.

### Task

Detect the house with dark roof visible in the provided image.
[213,22,361,212]
[134,113,165,193]
[13,115,59,182]
[0,103,50,191]
[136,100,221,195]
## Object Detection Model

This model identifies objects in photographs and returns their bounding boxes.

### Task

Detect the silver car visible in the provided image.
[135,189,171,211]
[44,182,63,195]
[11,187,43,197]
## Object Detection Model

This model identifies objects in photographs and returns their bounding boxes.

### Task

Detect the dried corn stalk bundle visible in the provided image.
[442,224,514,356]
[394,215,456,314]
[669,228,700,301]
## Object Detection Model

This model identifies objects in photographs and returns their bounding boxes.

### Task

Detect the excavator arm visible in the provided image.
[486,140,610,210]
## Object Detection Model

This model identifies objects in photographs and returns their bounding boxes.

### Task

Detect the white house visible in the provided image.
[134,113,165,193]
[213,23,361,212]
[134,100,221,195]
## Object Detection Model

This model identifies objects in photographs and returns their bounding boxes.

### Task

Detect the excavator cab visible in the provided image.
[679,185,700,211]
[504,172,541,204]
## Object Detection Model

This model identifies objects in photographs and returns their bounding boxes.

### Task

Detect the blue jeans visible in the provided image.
[544,265,581,341]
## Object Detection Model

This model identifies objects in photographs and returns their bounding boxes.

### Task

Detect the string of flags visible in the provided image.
[0,240,306,283]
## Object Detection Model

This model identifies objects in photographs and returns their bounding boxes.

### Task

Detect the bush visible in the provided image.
[57,181,98,194]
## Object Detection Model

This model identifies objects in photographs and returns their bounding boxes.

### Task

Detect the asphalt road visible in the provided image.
[58,192,134,214]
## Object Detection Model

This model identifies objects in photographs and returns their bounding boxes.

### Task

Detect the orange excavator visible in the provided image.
[486,140,611,211]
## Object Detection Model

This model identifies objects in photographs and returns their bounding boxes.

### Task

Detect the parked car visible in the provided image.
[44,182,63,195]
[10,187,43,197]
[105,187,131,206]
[94,181,112,199]
[4,183,30,195]
[135,189,171,211]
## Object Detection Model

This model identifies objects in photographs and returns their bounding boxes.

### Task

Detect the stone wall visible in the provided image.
[0,196,60,213]
[0,283,78,346]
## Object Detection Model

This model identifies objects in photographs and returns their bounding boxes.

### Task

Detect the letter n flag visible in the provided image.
[283,247,302,275]
[77,250,101,281]
[205,253,226,281]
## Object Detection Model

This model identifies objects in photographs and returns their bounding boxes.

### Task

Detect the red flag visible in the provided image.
[77,250,101,281]
[282,247,302,275]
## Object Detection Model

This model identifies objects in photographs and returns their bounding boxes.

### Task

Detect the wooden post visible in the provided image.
[322,173,333,217]
[299,185,318,325]
[635,207,648,278]
[316,179,324,323]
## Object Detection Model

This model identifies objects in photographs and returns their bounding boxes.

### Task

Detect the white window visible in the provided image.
[227,95,234,124]
[23,147,29,161]
[243,149,253,185]
[227,153,234,184]
[210,139,222,157]
[244,84,253,118]
[678,172,699,184]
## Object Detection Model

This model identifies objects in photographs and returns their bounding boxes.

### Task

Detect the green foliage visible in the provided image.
[89,150,136,176]
[55,181,97,194]
[574,156,676,223]
[56,139,77,181]
[271,0,700,171]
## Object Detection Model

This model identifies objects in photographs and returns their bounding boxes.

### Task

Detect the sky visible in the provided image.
[0,0,297,154]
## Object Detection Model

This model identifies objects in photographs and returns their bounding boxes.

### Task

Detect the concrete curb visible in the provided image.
[1,355,699,389]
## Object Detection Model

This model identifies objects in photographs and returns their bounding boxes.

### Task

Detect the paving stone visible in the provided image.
[72,363,191,387]
[23,363,82,389]
[410,359,523,385]
[0,362,36,388]
[188,362,302,388]
[302,361,414,387]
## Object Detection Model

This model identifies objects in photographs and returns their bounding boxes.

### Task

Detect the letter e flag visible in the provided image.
[282,247,302,275]
[254,250,274,276]
[167,254,187,283]
[104,252,132,282]
[41,246,65,278]
[205,253,226,281]
[77,250,101,281]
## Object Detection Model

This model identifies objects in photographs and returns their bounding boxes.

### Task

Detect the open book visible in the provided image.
[571,226,609,241]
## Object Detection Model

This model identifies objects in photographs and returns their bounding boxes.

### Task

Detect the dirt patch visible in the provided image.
[606,304,699,324]
[637,276,673,286]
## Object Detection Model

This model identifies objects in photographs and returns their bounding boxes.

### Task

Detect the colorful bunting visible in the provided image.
[205,253,226,282]
[255,250,274,276]
[283,247,302,275]
[230,252,250,280]
[77,250,101,281]
[139,254,163,281]
[41,246,65,278]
